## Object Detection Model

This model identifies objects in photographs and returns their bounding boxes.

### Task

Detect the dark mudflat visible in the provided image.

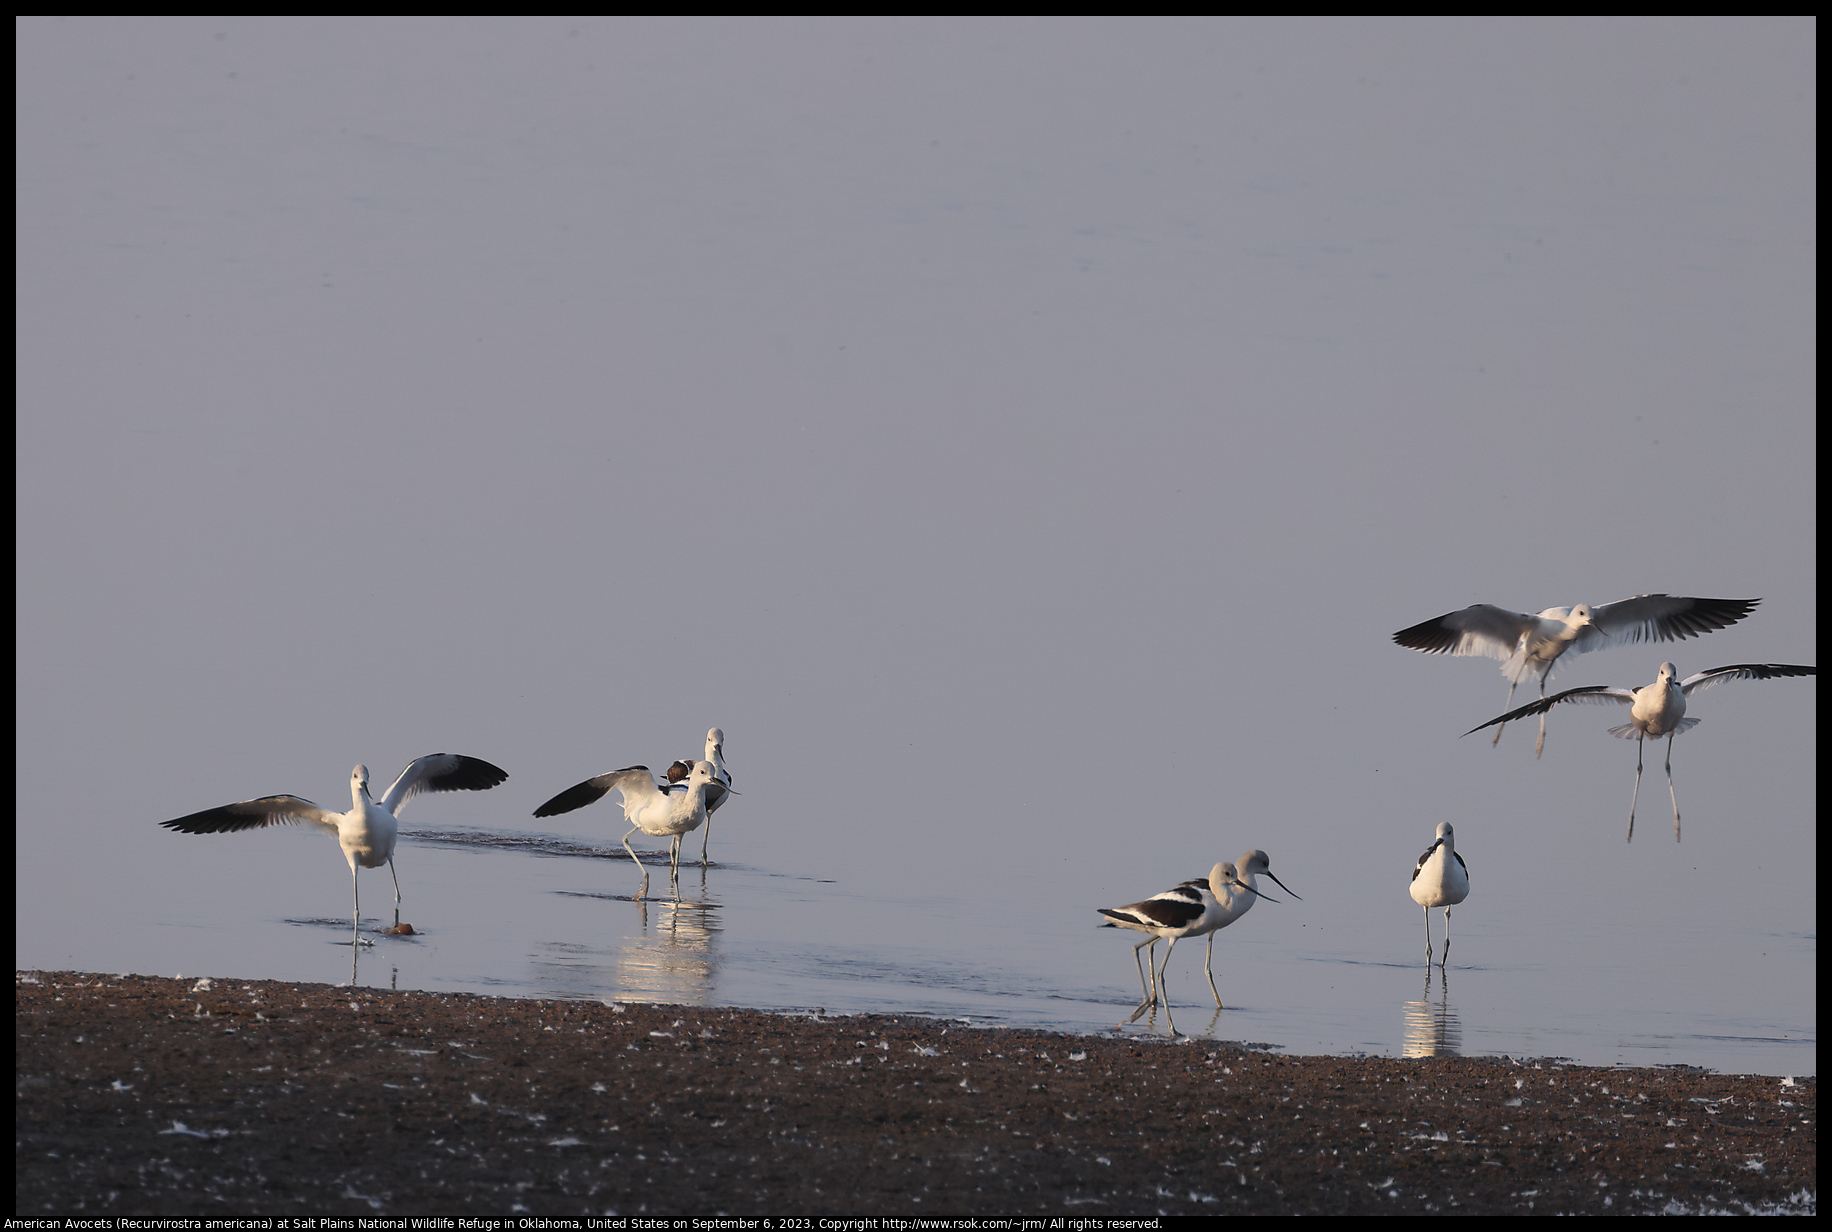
[16,971,1814,1216]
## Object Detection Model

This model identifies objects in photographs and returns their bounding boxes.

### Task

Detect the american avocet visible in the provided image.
[1100,865,1245,1030]
[666,728,733,864]
[1464,662,1815,841]
[1394,594,1759,755]
[159,754,509,946]
[1101,852,1299,1028]
[534,761,729,896]
[1177,850,1302,1013]
[1409,822,1470,966]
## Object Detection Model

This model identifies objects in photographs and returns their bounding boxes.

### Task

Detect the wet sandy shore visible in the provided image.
[16,970,1815,1216]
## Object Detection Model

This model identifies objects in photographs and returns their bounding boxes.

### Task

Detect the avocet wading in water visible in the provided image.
[159,754,509,946]
[1464,662,1815,841]
[1409,822,1470,967]
[534,760,731,897]
[664,728,732,864]
[1393,594,1760,756]
[1099,851,1298,1031]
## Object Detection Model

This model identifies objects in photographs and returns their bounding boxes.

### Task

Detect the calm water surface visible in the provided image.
[22,823,1814,1077]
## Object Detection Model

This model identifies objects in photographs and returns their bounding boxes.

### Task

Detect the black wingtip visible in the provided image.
[443,756,510,792]
[1666,596,1764,640]
[532,779,608,818]
[1392,615,1459,654]
[1699,662,1817,682]
[158,806,274,835]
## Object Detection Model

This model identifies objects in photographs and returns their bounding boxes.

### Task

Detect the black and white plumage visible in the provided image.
[1409,822,1470,967]
[1394,594,1760,756]
[1100,866,1229,1032]
[665,728,733,863]
[159,753,509,946]
[1099,851,1298,1031]
[1464,662,1815,841]
[534,760,728,897]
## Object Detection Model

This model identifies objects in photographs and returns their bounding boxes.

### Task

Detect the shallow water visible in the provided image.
[26,822,1813,1078]
[16,18,1814,1089]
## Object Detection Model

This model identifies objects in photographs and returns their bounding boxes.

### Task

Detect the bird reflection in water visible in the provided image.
[611,889,722,1006]
[1403,969,1463,1059]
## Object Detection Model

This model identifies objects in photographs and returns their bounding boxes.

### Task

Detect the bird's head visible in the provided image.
[696,760,738,794]
[1243,850,1302,900]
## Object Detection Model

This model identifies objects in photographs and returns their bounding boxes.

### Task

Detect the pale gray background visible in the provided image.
[17,17,1815,1072]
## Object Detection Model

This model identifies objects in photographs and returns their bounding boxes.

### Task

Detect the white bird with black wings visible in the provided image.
[1393,594,1760,755]
[1464,662,1815,841]
[535,760,729,897]
[160,753,509,945]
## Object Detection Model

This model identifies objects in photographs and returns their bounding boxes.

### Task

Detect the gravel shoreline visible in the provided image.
[16,971,1815,1216]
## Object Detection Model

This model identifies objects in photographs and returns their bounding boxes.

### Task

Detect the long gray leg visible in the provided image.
[350,863,372,947]
[1628,734,1646,842]
[389,857,402,927]
[700,820,712,867]
[1132,938,1153,999]
[1534,666,1554,758]
[1155,938,1181,1036]
[1202,932,1222,1008]
[623,826,650,899]
[1124,937,1159,1024]
[1422,904,1434,964]
[1491,675,1522,747]
[1156,937,1177,1015]
[1441,906,1452,967]
[1666,732,1681,842]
